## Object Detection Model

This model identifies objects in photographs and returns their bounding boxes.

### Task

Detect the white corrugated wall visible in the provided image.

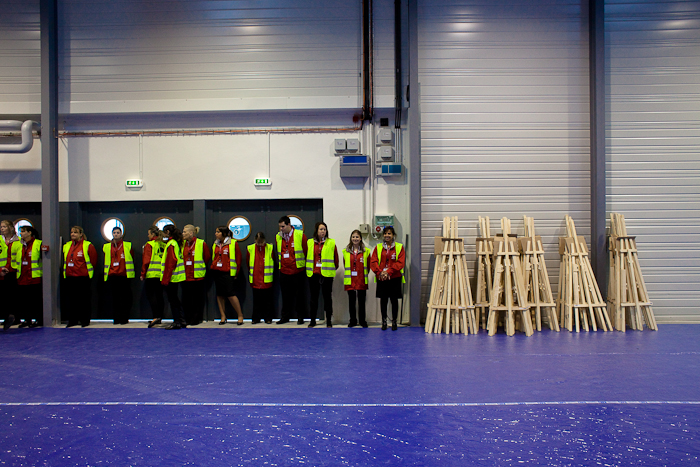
[0,0,40,114]
[418,0,591,314]
[606,0,700,323]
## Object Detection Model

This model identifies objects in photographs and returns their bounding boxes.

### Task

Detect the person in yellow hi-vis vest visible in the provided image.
[161,224,186,330]
[306,222,339,328]
[182,224,210,326]
[16,225,43,327]
[63,225,98,328]
[370,226,405,331]
[141,225,166,328]
[0,219,21,330]
[103,226,134,325]
[247,231,275,324]
[343,230,370,328]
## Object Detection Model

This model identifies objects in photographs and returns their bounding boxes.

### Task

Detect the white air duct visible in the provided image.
[0,120,40,153]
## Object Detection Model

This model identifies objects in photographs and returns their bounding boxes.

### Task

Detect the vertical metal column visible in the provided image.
[408,0,421,326]
[589,0,606,295]
[41,0,59,326]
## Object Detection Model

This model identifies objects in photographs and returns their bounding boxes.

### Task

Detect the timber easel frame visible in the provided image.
[557,216,612,332]
[607,213,657,331]
[520,216,559,332]
[487,218,533,337]
[425,217,477,335]
[474,216,493,330]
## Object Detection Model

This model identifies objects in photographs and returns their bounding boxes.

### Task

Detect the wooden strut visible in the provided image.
[486,217,533,337]
[556,215,612,332]
[425,216,477,335]
[520,216,559,332]
[606,213,657,331]
[474,216,493,330]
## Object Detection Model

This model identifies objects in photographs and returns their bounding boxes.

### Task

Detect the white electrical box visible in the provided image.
[378,146,394,160]
[378,128,394,144]
[346,138,360,152]
[334,139,347,152]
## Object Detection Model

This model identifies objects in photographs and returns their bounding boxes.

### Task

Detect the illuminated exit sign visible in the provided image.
[254,178,271,186]
[125,179,143,188]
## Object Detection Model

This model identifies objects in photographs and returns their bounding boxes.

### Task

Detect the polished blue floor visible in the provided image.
[1,325,699,465]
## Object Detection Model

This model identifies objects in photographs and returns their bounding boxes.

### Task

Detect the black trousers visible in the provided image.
[19,282,42,325]
[165,282,185,325]
[63,276,92,326]
[182,280,206,325]
[0,274,18,321]
[380,296,399,323]
[108,275,132,324]
[309,274,333,322]
[252,287,273,323]
[347,289,366,324]
[144,278,165,319]
[279,272,306,321]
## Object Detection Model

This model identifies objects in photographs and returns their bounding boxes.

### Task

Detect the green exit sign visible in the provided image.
[125,179,143,188]
[254,178,271,186]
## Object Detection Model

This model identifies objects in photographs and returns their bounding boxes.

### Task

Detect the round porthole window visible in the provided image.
[101,218,124,242]
[228,216,251,242]
[154,217,175,232]
[288,215,304,233]
[13,218,33,236]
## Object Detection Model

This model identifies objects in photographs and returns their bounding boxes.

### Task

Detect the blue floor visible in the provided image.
[1,325,699,465]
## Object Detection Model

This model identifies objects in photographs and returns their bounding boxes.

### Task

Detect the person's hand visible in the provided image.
[140,276,144,281]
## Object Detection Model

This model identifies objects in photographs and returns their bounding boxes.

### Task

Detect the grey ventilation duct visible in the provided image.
[0,120,40,153]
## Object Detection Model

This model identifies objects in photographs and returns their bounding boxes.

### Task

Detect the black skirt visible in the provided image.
[375,276,402,299]
[212,269,237,297]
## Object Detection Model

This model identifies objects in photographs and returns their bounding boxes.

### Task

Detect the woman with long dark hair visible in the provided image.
[142,225,166,328]
[305,222,338,327]
[161,225,186,330]
[211,225,244,325]
[370,226,405,331]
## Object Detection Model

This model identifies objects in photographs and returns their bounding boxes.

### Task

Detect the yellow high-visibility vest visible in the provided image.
[144,240,165,279]
[17,239,43,279]
[62,240,94,279]
[276,228,305,269]
[374,242,405,283]
[343,247,370,285]
[162,240,185,283]
[103,241,135,280]
[247,243,274,284]
[306,238,337,278]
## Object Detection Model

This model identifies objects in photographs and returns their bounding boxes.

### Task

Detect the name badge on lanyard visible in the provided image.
[186,261,193,266]
[216,262,223,268]
[113,262,120,267]
[283,253,290,259]
[68,262,74,267]
[351,271,358,277]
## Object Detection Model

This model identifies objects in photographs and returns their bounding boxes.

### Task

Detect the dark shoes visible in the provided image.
[219,320,227,325]
[148,319,162,328]
[381,320,388,331]
[18,321,31,329]
[3,315,15,330]
[308,321,316,328]
[165,322,186,330]
[276,319,289,325]
[360,321,368,328]
[264,320,272,324]
[348,320,358,328]
[391,321,398,331]
[297,320,305,325]
[327,323,332,328]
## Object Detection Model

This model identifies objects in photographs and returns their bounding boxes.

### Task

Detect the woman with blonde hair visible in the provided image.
[181,224,210,325]
[1,220,21,329]
[343,230,370,328]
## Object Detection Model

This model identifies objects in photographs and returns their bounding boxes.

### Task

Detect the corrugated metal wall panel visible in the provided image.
[58,0,369,113]
[0,0,40,114]
[418,0,591,315]
[607,0,700,323]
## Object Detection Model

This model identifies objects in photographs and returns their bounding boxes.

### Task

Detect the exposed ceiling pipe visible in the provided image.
[0,120,40,153]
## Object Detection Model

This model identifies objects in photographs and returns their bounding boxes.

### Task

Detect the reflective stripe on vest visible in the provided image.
[374,242,405,283]
[248,243,274,284]
[103,241,135,280]
[189,238,206,279]
[163,240,186,283]
[62,240,94,279]
[343,248,370,285]
[213,240,238,277]
[276,228,305,269]
[18,239,43,279]
[306,238,336,278]
[9,241,21,271]
[145,240,165,279]
[0,237,6,269]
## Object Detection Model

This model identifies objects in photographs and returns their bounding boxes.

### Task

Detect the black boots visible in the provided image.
[381,319,388,331]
